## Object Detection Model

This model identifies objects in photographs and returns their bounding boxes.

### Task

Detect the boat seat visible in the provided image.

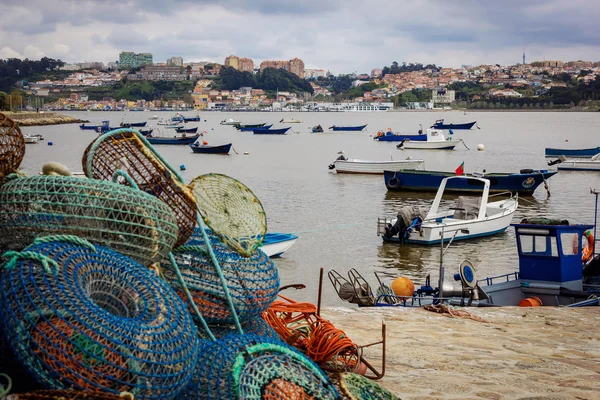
[453,196,481,220]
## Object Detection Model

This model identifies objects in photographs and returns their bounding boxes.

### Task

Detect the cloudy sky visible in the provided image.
[0,0,598,73]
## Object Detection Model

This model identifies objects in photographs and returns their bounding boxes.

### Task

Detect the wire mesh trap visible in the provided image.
[81,129,197,247]
[334,373,398,400]
[0,237,199,399]
[164,227,279,326]
[190,174,267,257]
[182,332,340,399]
[0,175,179,266]
[5,389,134,399]
[0,112,25,180]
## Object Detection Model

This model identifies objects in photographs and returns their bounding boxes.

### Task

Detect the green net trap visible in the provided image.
[0,237,199,399]
[0,175,179,266]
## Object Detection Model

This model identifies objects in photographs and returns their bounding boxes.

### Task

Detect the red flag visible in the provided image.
[455,161,464,176]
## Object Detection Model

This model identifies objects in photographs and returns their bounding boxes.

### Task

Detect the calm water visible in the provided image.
[20,111,600,305]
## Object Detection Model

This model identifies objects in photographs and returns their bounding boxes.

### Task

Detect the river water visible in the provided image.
[19,110,600,305]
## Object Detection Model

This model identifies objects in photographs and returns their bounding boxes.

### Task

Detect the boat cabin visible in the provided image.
[426,128,446,142]
[477,222,597,306]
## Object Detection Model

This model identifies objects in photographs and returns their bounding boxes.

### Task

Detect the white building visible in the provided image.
[431,89,455,104]
[167,56,184,67]
[304,68,327,79]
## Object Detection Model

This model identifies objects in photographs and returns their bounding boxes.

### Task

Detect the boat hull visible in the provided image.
[383,170,558,195]
[146,134,199,145]
[121,122,147,127]
[333,159,424,174]
[183,117,201,122]
[400,141,457,150]
[239,124,272,132]
[330,125,367,131]
[375,134,426,142]
[189,143,232,154]
[176,127,199,133]
[253,127,290,135]
[557,161,600,171]
[545,147,600,157]
[431,121,476,130]
[260,233,298,257]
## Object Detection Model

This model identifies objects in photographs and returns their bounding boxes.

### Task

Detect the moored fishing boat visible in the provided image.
[24,134,39,144]
[329,124,367,131]
[238,124,272,132]
[328,153,424,174]
[183,115,201,122]
[378,176,518,245]
[545,146,600,157]
[431,119,477,130]
[252,127,290,135]
[259,233,298,257]
[397,129,462,150]
[383,168,557,195]
[280,118,302,123]
[189,142,232,154]
[138,128,153,136]
[556,157,600,171]
[235,123,267,129]
[311,125,324,133]
[146,133,200,145]
[374,127,427,142]
[175,127,199,134]
[120,121,147,128]
[220,118,241,125]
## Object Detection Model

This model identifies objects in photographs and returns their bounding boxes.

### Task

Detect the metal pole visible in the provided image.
[593,189,599,257]
[317,267,323,317]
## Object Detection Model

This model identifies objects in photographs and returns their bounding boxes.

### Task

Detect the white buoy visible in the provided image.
[477,144,484,151]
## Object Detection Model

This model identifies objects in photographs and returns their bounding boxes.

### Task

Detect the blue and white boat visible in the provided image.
[146,134,200,145]
[545,146,600,158]
[374,130,427,142]
[383,169,557,195]
[397,129,462,150]
[378,176,518,245]
[239,124,272,132]
[259,233,298,257]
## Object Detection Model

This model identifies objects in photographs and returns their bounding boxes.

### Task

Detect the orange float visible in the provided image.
[391,277,415,298]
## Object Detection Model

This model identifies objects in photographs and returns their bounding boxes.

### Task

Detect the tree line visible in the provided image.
[382,61,440,76]
[218,66,314,94]
[0,57,65,93]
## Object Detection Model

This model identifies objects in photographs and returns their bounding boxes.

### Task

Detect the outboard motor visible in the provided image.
[396,139,406,149]
[547,155,567,166]
[328,163,335,170]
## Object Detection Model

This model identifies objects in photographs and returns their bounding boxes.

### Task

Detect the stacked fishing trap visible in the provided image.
[0,117,394,399]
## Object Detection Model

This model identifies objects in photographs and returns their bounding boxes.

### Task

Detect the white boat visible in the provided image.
[280,118,302,123]
[556,153,600,171]
[260,233,298,257]
[24,135,39,144]
[397,129,463,150]
[378,176,518,245]
[148,115,159,120]
[328,153,424,174]
[220,118,241,125]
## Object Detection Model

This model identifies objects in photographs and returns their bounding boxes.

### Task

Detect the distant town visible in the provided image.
[1,51,599,112]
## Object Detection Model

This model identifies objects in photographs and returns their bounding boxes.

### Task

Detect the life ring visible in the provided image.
[583,230,594,262]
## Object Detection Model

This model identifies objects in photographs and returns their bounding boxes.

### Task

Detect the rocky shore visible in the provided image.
[323,306,600,399]
[3,111,88,126]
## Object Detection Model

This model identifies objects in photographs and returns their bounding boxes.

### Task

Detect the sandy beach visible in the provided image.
[323,306,600,400]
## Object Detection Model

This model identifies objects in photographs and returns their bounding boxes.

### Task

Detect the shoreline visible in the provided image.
[3,111,89,126]
[322,306,600,399]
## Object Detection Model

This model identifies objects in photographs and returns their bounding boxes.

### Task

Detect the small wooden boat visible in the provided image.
[383,169,558,195]
[183,116,201,122]
[138,128,153,136]
[329,125,367,131]
[374,128,427,142]
[120,121,147,127]
[554,154,600,171]
[238,124,272,132]
[328,153,424,174]
[378,176,518,245]
[397,129,461,150]
[253,127,290,135]
[220,118,241,125]
[189,142,232,154]
[431,119,477,130]
[146,134,200,145]
[24,134,39,144]
[235,123,267,129]
[280,118,301,123]
[545,146,600,157]
[259,233,298,257]
[176,127,198,133]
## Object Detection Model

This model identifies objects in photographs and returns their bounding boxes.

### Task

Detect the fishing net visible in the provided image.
[6,390,134,399]
[164,227,279,325]
[0,237,199,399]
[183,332,339,399]
[0,175,179,266]
[0,112,25,179]
[82,129,197,247]
[335,373,398,400]
[190,173,267,257]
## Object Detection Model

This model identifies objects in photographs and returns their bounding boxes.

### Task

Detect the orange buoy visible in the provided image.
[391,277,415,298]
[356,362,368,376]
[519,296,543,307]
